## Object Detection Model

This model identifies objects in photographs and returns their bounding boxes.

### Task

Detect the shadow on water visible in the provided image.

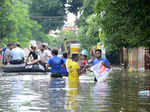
[0,71,149,112]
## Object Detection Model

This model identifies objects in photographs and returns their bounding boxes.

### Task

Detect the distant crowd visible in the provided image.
[0,43,51,66]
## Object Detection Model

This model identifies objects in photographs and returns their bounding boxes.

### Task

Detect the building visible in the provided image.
[48,30,60,37]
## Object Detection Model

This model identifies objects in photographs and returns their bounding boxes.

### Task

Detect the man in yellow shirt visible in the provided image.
[66,54,80,111]
[67,53,81,81]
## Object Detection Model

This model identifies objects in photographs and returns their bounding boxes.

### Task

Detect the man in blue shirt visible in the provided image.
[47,49,64,77]
[61,52,68,76]
[92,49,110,81]
[0,46,8,65]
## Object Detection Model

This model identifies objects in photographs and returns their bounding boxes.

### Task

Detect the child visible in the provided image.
[80,50,88,73]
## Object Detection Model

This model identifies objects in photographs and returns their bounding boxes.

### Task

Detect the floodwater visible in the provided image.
[0,70,149,112]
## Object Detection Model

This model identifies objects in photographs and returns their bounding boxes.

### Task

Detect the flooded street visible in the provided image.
[0,70,149,112]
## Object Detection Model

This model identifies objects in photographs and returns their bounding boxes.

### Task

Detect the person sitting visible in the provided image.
[26,45,39,65]
[43,43,51,59]
[38,44,49,68]
[47,49,64,77]
[10,43,24,64]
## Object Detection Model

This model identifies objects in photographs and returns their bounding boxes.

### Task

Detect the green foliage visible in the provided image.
[77,0,96,26]
[0,0,33,47]
[29,0,67,33]
[0,0,54,48]
[75,0,150,53]
[95,0,150,50]
[78,14,99,50]
[67,0,83,16]
[0,0,14,43]
[77,0,99,51]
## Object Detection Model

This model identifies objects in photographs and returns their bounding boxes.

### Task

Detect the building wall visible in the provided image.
[122,48,146,71]
[138,48,145,71]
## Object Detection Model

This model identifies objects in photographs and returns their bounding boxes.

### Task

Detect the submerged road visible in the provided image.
[0,69,149,112]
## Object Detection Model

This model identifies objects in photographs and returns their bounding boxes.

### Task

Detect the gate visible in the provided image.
[144,48,150,71]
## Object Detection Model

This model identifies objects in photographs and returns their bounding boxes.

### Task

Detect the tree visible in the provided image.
[95,0,150,51]
[0,0,33,47]
[0,0,15,45]
[78,14,99,49]
[67,0,83,16]
[0,0,52,48]
[29,0,67,33]
[73,0,99,50]
[77,0,96,26]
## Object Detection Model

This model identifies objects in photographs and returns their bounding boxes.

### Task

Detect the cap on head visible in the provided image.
[81,49,88,56]
[32,44,37,48]
[43,43,48,46]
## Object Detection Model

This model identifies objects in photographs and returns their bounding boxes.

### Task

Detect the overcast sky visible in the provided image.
[65,12,76,26]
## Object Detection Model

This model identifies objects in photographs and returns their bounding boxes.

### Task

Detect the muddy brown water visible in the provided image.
[0,70,149,112]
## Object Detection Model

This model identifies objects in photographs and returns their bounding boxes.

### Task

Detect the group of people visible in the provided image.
[0,42,111,82]
[0,43,51,66]
[26,43,51,68]
[46,48,110,82]
[66,49,111,82]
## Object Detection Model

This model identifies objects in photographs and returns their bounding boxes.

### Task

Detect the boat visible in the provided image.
[1,64,65,78]
[2,64,48,73]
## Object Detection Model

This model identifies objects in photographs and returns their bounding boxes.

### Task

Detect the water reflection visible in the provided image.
[93,81,110,112]
[0,75,50,112]
[48,78,66,112]
[66,80,79,112]
[0,71,149,112]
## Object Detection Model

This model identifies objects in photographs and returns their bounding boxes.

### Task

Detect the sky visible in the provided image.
[65,12,76,26]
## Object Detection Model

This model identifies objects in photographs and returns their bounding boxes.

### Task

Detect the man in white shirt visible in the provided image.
[38,44,47,64]
[38,44,52,68]
[43,43,51,60]
[10,44,24,64]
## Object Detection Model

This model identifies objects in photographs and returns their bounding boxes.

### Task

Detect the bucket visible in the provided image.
[70,43,80,54]
[96,42,101,49]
